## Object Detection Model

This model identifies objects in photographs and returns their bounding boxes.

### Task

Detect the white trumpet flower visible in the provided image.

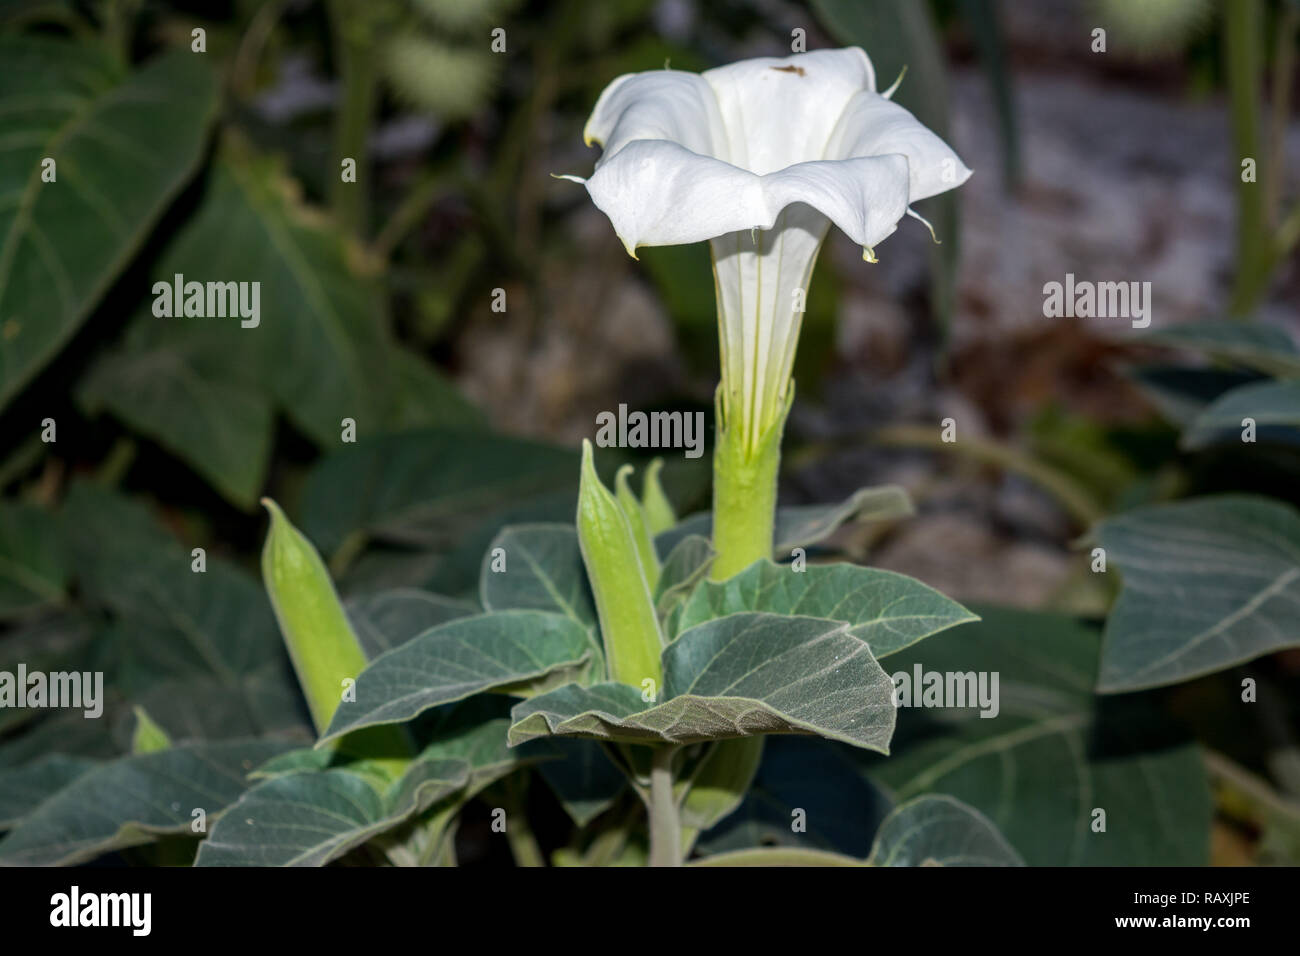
[566,47,972,458]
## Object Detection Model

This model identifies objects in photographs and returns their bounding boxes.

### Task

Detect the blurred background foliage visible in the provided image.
[0,0,1298,866]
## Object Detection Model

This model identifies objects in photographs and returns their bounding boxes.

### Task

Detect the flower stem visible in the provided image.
[710,389,790,581]
[648,747,681,867]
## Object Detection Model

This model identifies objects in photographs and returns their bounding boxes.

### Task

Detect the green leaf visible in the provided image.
[345,588,477,658]
[1097,496,1300,692]
[0,40,218,410]
[865,794,1024,866]
[479,524,596,630]
[1184,379,1300,448]
[691,847,864,866]
[1141,320,1300,378]
[0,612,95,735]
[1124,364,1264,427]
[678,736,762,832]
[509,612,897,751]
[0,738,295,865]
[61,482,305,738]
[319,611,594,744]
[195,757,469,867]
[535,739,626,827]
[384,348,485,431]
[860,606,1212,865]
[77,341,275,509]
[694,736,889,857]
[0,755,99,830]
[0,501,66,617]
[655,485,913,559]
[676,559,977,656]
[301,429,577,556]
[654,533,712,619]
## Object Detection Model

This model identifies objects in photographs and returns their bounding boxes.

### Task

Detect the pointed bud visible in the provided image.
[615,464,660,592]
[261,498,370,734]
[641,458,677,534]
[576,442,664,689]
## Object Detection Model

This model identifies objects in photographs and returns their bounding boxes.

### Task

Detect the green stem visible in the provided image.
[501,776,546,868]
[648,747,681,867]
[1266,2,1298,229]
[328,0,378,237]
[1224,0,1271,315]
[710,389,789,580]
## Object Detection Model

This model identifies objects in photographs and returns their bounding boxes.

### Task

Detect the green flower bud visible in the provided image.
[260,497,374,734]
[576,441,664,691]
[615,464,660,593]
[641,458,677,534]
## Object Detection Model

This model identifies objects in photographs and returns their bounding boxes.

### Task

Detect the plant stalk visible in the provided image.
[648,747,682,867]
[1224,0,1272,314]
[709,389,790,581]
[328,0,378,237]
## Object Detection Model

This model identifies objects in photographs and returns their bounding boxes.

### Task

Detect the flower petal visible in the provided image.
[825,92,973,202]
[584,69,728,162]
[701,47,877,174]
[582,139,909,254]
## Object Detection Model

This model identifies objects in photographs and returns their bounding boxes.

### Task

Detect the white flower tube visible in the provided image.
[567,47,971,578]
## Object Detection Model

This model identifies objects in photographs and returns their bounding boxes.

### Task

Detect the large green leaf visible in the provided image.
[676,559,976,656]
[76,156,382,507]
[301,429,577,556]
[535,739,626,827]
[345,588,477,658]
[320,610,594,744]
[0,612,95,735]
[0,501,66,618]
[0,40,217,410]
[1097,496,1300,692]
[479,524,596,630]
[0,738,294,865]
[1141,320,1300,378]
[77,341,275,510]
[865,794,1024,866]
[699,792,1021,867]
[1124,364,1264,427]
[195,758,469,867]
[859,606,1212,865]
[1183,379,1300,448]
[694,736,890,856]
[0,754,99,830]
[218,702,555,866]
[509,612,897,751]
[655,485,912,559]
[61,482,305,737]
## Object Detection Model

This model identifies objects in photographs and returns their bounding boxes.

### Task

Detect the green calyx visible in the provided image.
[261,497,370,734]
[575,442,665,694]
[709,385,792,581]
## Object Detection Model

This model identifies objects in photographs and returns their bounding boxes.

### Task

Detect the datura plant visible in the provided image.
[562,46,971,578]
[0,48,996,870]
